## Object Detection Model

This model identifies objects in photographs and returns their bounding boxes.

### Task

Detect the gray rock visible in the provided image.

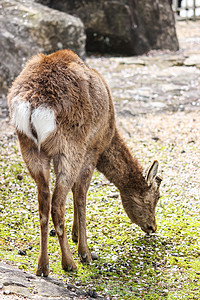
[0,0,86,100]
[36,0,179,55]
[2,285,32,299]
[2,274,32,288]
[0,261,104,299]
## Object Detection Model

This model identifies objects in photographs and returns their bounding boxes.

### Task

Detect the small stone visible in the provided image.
[57,42,63,49]
[91,252,99,260]
[17,173,23,180]
[67,284,76,291]
[49,229,56,237]
[67,283,73,290]
[18,249,26,256]
[87,289,98,298]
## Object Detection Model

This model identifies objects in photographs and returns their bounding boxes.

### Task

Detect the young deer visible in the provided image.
[8,49,162,277]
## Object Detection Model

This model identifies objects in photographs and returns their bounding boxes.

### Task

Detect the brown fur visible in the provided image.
[7,49,161,276]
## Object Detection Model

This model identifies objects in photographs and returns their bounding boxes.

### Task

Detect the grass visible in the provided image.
[0,122,200,299]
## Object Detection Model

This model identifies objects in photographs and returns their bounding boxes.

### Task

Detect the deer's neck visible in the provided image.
[97,129,144,192]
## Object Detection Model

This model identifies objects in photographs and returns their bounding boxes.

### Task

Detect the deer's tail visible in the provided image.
[11,97,56,150]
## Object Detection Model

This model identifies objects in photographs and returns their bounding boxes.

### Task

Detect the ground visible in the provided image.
[0,20,200,299]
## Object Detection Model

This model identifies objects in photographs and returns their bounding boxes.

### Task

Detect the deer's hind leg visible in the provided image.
[72,160,96,263]
[52,153,80,271]
[18,133,51,277]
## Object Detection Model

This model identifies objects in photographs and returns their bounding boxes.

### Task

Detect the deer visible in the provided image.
[7,49,162,277]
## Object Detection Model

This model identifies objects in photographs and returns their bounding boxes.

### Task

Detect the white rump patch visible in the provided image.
[11,98,56,150]
[31,106,56,148]
[11,98,33,140]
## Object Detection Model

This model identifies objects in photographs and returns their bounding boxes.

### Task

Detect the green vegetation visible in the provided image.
[0,130,199,299]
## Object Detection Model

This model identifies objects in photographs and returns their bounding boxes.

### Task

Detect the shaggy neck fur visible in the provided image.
[97,129,146,194]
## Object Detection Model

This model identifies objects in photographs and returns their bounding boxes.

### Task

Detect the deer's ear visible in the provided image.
[145,160,159,186]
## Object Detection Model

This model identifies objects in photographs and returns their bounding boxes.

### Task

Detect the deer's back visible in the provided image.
[8,50,115,156]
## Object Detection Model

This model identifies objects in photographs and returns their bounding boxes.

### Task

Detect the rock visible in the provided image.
[3,285,32,298]
[3,289,11,295]
[184,55,200,67]
[0,0,86,100]
[0,261,104,299]
[36,0,179,55]
[91,252,99,260]
[35,280,71,297]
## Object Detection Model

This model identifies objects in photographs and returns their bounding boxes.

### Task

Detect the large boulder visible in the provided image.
[0,0,86,101]
[36,0,179,55]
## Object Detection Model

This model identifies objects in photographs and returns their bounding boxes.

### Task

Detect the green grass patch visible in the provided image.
[0,134,200,299]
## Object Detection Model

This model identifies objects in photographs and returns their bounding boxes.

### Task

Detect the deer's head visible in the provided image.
[120,161,162,234]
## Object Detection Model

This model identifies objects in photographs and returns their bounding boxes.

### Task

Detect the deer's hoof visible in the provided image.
[72,231,78,243]
[79,251,92,263]
[62,262,77,272]
[36,264,49,277]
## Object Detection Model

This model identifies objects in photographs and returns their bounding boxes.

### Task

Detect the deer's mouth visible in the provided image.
[141,224,157,234]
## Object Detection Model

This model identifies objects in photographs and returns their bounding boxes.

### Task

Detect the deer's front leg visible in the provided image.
[72,190,78,243]
[73,184,91,263]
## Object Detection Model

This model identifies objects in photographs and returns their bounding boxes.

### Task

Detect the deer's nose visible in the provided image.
[147,224,157,233]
